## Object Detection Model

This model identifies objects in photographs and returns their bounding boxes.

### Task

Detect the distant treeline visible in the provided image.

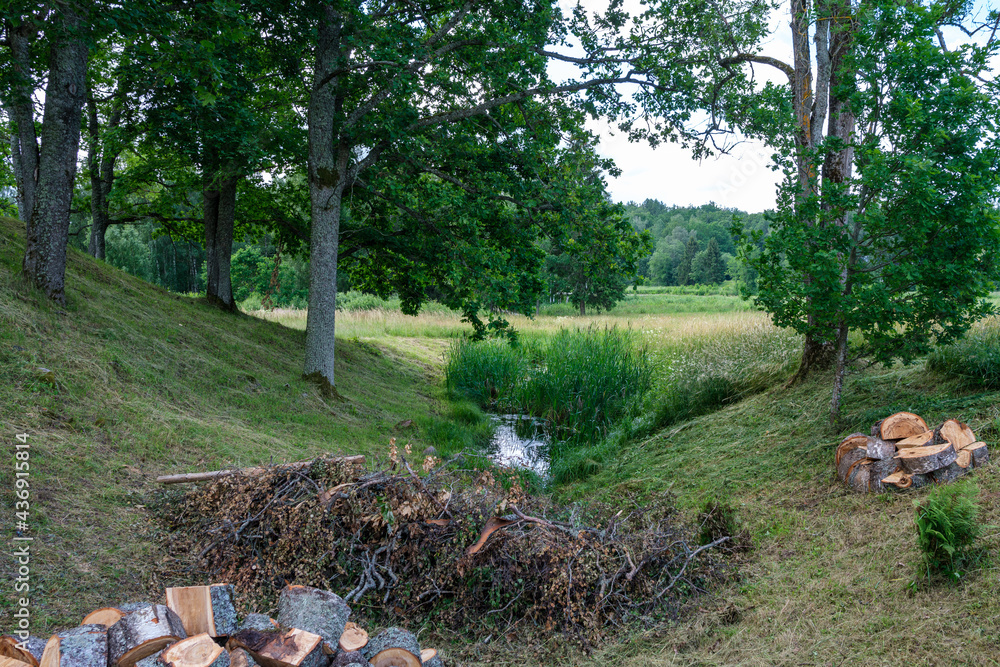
[624,200,769,287]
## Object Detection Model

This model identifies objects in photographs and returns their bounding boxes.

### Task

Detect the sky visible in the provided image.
[555,0,794,213]
[562,0,998,213]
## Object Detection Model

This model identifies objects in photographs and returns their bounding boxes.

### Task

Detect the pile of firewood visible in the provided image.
[836,412,989,493]
[0,584,443,667]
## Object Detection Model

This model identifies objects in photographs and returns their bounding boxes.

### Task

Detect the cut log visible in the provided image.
[466,517,516,556]
[870,457,900,486]
[237,617,277,634]
[931,461,968,485]
[226,629,325,667]
[108,605,187,667]
[421,655,443,667]
[880,471,912,489]
[337,624,367,653]
[837,446,868,482]
[895,442,957,475]
[878,412,929,441]
[227,651,255,667]
[158,634,229,667]
[156,455,365,485]
[134,651,165,667]
[361,628,420,667]
[81,609,124,629]
[935,420,976,450]
[896,431,933,447]
[835,433,868,467]
[0,658,31,667]
[847,460,874,493]
[966,442,990,468]
[866,437,896,461]
[276,585,351,655]
[166,585,238,638]
[329,652,365,667]
[39,625,107,667]
[956,449,972,469]
[1,636,46,667]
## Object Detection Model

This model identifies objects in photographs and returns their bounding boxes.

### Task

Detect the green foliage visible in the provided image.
[626,201,769,287]
[445,339,529,410]
[914,483,983,582]
[446,327,653,447]
[654,322,801,429]
[230,242,309,308]
[737,1,1000,387]
[927,316,1000,390]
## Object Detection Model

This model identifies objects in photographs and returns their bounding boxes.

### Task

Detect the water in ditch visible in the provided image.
[484,414,551,477]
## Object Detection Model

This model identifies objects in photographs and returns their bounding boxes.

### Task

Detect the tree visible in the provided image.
[730,0,1000,419]
[292,0,751,395]
[692,236,726,284]
[675,234,699,285]
[2,6,90,303]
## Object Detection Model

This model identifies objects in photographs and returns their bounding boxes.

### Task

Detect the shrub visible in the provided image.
[914,482,983,582]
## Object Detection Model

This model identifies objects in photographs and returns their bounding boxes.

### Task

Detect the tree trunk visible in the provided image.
[204,172,239,311]
[5,22,39,225]
[21,11,89,304]
[579,300,585,316]
[86,93,110,260]
[829,318,849,424]
[304,7,347,398]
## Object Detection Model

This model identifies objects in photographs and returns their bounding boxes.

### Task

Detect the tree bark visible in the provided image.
[304,7,348,398]
[204,170,239,311]
[86,81,124,260]
[21,10,89,304]
[5,21,39,224]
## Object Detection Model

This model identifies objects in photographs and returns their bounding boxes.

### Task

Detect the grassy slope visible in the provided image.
[0,216,461,630]
[564,367,1000,666]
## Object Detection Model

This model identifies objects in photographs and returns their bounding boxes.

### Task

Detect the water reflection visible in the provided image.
[486,414,551,476]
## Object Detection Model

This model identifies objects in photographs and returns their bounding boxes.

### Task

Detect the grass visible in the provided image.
[0,215,488,630]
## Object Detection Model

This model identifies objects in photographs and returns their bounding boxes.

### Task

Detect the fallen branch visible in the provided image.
[156,455,365,485]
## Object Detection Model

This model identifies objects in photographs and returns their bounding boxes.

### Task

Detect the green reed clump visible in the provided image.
[445,338,528,409]
[518,327,653,444]
[914,482,984,582]
[927,316,1000,389]
[446,327,653,448]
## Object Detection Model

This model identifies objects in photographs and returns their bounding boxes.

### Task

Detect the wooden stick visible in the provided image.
[156,455,365,485]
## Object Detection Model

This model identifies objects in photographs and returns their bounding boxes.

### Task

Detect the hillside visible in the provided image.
[0,216,474,629]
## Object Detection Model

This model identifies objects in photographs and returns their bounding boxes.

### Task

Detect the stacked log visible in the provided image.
[836,413,989,492]
[21,584,447,667]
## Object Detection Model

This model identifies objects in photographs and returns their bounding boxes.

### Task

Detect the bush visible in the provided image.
[926,315,1000,389]
[914,482,983,582]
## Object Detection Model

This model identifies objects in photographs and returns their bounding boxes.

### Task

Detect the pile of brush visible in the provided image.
[154,449,737,645]
[836,412,989,492]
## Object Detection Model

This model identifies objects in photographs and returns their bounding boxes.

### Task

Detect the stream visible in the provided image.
[484,414,552,477]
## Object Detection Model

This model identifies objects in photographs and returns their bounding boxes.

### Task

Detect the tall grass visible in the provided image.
[445,327,654,446]
[927,315,1000,389]
[444,339,528,409]
[650,319,802,429]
